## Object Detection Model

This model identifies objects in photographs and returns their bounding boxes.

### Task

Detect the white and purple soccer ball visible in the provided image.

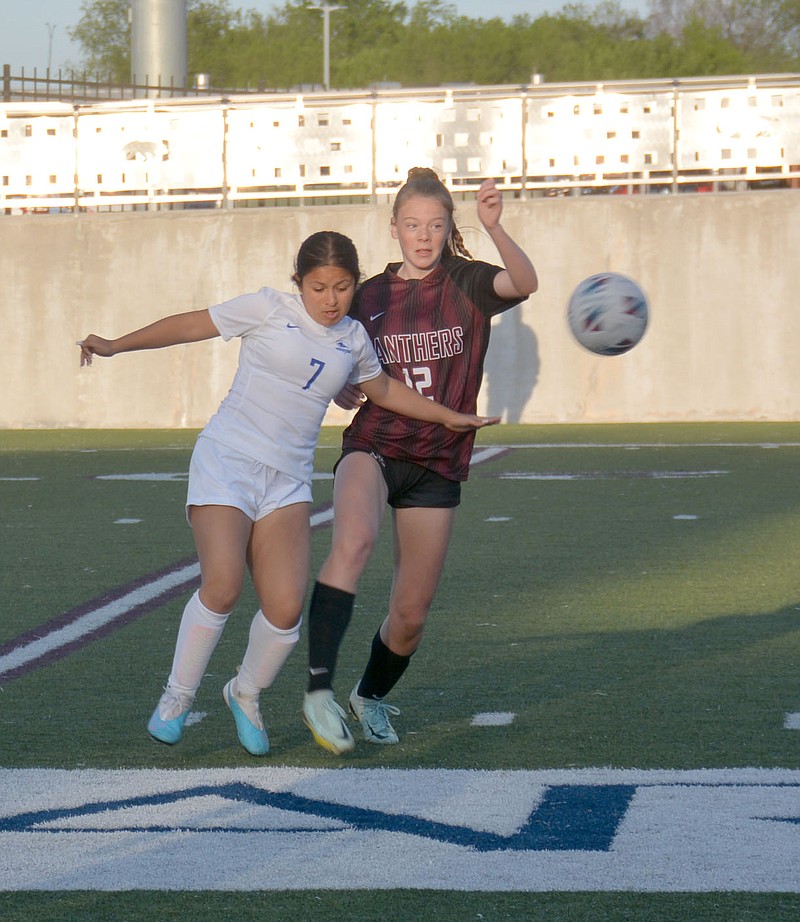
[567,272,649,356]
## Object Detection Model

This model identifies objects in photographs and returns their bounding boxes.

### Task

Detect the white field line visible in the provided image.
[0,564,200,680]
[471,712,516,726]
[470,446,509,464]
[0,506,336,682]
[489,442,800,449]
[55,441,800,453]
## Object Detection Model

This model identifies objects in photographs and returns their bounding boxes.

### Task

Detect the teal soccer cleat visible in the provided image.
[223,679,269,756]
[348,687,400,744]
[147,688,192,745]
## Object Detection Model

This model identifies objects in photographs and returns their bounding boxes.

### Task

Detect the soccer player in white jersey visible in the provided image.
[78,231,497,756]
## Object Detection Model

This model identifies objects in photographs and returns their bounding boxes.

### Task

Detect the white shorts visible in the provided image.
[186,436,312,522]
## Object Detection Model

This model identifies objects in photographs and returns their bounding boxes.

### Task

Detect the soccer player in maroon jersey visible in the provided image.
[303,168,539,754]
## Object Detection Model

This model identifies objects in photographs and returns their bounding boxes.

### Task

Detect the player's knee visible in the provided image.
[271,605,304,631]
[392,600,430,637]
[391,620,426,654]
[261,608,303,640]
[333,530,377,575]
[260,592,304,631]
[199,580,243,615]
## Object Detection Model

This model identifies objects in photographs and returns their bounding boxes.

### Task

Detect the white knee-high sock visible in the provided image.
[166,590,231,700]
[234,611,301,698]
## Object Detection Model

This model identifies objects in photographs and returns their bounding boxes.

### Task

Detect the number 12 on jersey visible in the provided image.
[402,365,433,397]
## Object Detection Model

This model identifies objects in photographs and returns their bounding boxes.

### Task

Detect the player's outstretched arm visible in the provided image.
[359,373,499,432]
[78,309,219,366]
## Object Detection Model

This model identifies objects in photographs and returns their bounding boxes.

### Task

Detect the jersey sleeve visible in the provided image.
[452,258,526,319]
[208,288,274,342]
[348,321,383,385]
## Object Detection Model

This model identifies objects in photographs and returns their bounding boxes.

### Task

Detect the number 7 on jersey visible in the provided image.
[303,358,326,390]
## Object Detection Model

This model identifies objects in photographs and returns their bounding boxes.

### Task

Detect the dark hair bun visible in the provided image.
[407,167,440,182]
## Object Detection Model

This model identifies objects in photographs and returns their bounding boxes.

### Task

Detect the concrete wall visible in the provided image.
[2,191,799,430]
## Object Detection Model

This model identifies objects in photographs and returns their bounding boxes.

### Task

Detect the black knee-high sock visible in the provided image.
[357,631,412,700]
[307,581,355,692]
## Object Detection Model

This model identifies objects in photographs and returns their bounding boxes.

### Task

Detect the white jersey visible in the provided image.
[201,286,382,484]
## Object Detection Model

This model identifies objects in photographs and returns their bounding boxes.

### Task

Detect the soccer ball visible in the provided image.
[567,272,649,356]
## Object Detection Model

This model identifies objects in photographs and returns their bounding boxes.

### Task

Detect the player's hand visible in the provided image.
[333,382,366,410]
[445,413,501,432]
[477,178,502,230]
[77,335,114,366]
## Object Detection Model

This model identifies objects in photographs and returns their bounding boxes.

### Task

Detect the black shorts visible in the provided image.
[335,449,461,509]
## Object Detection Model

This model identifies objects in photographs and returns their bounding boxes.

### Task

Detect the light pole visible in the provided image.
[46,23,56,73]
[309,4,343,91]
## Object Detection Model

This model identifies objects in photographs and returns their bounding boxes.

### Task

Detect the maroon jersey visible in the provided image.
[343,255,525,481]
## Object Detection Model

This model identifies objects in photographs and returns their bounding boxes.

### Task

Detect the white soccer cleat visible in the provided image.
[303,689,355,755]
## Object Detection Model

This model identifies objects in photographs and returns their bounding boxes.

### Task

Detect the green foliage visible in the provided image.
[669,15,752,76]
[67,0,800,88]
[68,0,131,80]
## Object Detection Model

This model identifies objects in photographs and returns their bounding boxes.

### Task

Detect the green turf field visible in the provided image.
[1,424,799,920]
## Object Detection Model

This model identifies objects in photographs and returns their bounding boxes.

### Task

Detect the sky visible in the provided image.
[2,0,647,75]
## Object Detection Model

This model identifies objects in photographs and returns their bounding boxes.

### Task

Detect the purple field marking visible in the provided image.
[0,449,509,685]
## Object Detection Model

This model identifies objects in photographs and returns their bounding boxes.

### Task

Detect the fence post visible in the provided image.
[73,106,80,214]
[520,88,528,201]
[671,80,680,195]
[370,89,377,206]
[3,64,10,102]
[222,102,230,209]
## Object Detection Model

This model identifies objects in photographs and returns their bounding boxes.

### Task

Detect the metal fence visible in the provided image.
[1,64,264,103]
[1,69,799,213]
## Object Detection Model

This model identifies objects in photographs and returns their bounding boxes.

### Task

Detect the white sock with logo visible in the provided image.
[166,590,230,701]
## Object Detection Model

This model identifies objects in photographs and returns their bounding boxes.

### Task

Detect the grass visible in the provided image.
[2,891,800,922]
[1,423,799,919]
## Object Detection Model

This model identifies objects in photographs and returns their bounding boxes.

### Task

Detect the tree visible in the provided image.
[68,0,130,79]
[647,0,800,69]
[667,14,751,74]
[67,0,799,89]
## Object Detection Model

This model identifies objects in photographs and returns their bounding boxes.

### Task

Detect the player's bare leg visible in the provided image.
[349,506,456,743]
[318,452,389,595]
[224,501,311,756]
[148,504,251,745]
[385,505,456,655]
[304,452,388,753]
